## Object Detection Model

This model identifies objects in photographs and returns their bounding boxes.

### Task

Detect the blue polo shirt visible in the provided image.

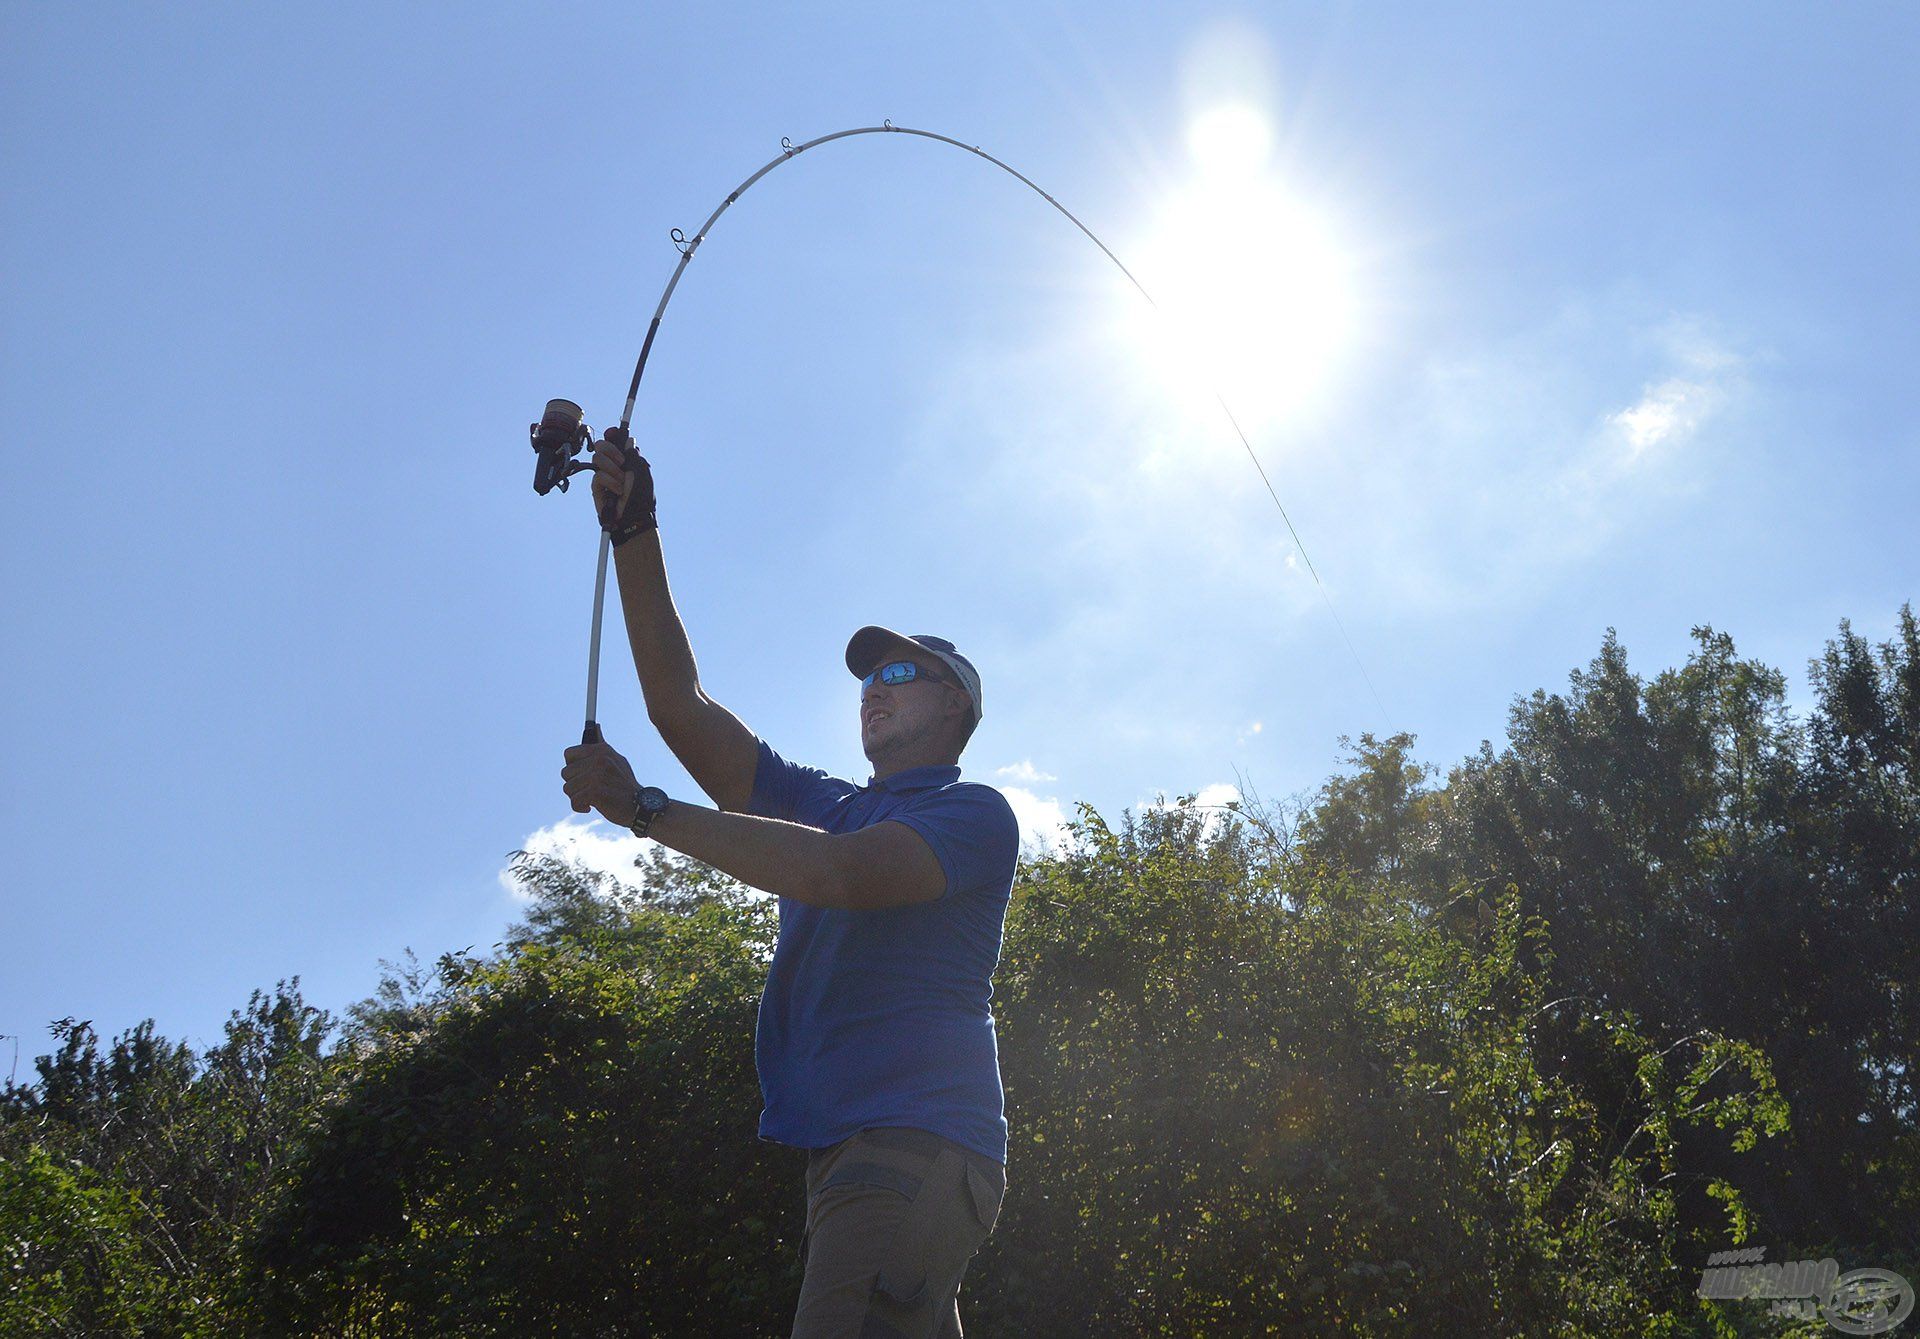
[747,737,1020,1166]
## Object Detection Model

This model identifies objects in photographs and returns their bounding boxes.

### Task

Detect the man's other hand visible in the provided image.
[561,739,642,826]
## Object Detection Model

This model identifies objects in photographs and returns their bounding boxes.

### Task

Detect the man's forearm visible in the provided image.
[646,799,842,908]
[611,529,703,716]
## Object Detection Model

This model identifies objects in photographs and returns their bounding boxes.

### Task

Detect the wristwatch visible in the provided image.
[629,785,671,839]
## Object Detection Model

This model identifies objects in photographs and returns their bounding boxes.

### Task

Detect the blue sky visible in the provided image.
[4,3,1916,1060]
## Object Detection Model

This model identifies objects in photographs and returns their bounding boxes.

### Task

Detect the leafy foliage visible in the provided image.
[1,984,340,1336]
[977,801,1786,1336]
[243,860,786,1336]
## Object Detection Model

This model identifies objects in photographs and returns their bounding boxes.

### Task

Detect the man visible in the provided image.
[559,430,1018,1338]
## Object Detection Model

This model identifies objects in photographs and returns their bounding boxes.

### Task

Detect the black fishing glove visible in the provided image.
[592,426,658,547]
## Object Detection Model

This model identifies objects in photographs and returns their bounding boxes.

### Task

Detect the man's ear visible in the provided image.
[943,689,971,753]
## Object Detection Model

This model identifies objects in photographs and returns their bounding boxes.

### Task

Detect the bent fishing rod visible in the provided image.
[529,121,1387,751]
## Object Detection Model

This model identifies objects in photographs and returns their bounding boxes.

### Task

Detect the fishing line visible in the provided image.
[536,121,1390,745]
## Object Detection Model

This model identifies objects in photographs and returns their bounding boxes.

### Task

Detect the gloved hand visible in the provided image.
[590,426,657,547]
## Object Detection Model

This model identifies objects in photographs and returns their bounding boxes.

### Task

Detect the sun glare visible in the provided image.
[1186,103,1274,175]
[1120,104,1360,436]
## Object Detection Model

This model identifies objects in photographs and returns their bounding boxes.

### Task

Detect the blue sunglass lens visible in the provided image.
[863,661,920,688]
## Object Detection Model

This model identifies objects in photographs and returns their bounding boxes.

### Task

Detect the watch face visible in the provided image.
[638,786,669,814]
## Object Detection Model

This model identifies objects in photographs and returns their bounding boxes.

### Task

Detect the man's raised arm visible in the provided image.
[593,438,758,814]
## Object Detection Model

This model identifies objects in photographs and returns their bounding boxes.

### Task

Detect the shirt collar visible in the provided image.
[867,763,963,793]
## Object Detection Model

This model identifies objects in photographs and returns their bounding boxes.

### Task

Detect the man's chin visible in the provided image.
[862,730,902,767]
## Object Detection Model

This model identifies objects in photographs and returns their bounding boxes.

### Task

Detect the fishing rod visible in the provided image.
[530,121,1388,750]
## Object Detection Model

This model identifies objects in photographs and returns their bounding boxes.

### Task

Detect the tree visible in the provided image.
[973,798,1783,1336]
[1303,610,1918,1270]
[0,1141,194,1336]
[243,851,795,1336]
[1,982,341,1335]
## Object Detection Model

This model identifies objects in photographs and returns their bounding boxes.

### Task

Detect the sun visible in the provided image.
[1186,102,1274,175]
[1117,104,1360,436]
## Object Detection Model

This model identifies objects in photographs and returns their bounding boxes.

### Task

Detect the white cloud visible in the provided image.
[1195,781,1242,809]
[1606,321,1740,459]
[1606,373,1728,457]
[995,759,1058,784]
[499,816,647,902]
[1002,785,1073,854]
[1138,782,1243,838]
[1348,304,1751,615]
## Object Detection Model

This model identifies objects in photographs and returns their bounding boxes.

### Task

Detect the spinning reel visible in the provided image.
[529,398,596,497]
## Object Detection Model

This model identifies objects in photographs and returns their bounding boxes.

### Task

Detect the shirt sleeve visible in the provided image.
[746,737,849,826]
[886,783,1021,902]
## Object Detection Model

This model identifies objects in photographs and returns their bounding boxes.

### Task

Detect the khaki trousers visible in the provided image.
[791,1126,1006,1338]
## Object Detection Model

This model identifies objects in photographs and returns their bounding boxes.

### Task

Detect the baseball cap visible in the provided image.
[845,626,983,723]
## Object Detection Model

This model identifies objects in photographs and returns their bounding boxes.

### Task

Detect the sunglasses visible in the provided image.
[861,659,952,690]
